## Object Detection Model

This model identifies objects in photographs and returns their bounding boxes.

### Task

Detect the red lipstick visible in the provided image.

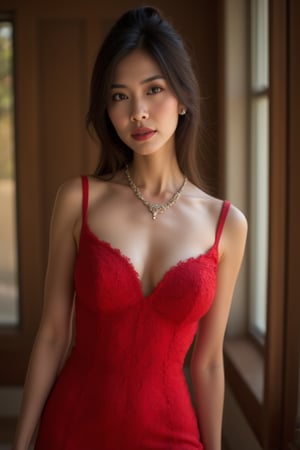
[131,127,156,141]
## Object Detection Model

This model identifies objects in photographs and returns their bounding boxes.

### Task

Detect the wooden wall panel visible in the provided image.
[38,19,88,261]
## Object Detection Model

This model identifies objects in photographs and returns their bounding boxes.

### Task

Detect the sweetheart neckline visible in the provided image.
[80,222,219,300]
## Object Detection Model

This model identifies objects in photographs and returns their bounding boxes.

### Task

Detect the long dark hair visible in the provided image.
[86,6,203,187]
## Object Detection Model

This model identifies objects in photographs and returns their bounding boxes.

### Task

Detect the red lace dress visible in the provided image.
[34,176,230,450]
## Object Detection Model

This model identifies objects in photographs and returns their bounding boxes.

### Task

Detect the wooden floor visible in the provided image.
[0,417,15,445]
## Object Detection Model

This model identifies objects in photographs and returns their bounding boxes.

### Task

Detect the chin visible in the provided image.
[132,148,164,157]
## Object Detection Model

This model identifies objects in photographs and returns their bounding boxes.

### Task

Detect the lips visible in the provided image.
[131,127,156,141]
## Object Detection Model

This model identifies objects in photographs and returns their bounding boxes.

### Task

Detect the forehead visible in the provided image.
[112,49,163,83]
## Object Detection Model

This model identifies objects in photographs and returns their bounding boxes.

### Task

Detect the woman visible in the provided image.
[13,6,247,450]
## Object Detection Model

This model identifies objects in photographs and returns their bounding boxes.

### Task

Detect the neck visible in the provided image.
[124,161,187,220]
[127,154,185,198]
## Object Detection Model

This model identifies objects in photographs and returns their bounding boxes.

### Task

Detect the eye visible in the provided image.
[111,93,128,102]
[148,86,164,95]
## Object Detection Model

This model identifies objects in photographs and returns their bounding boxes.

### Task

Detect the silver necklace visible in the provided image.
[124,165,187,220]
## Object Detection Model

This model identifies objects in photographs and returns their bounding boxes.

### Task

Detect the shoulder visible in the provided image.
[197,191,247,238]
[220,201,248,261]
[54,176,83,211]
[55,173,124,211]
[224,202,248,240]
[191,187,247,258]
[54,174,109,206]
[50,176,85,231]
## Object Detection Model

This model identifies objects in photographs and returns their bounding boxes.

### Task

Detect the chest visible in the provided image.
[84,214,216,298]
[75,227,218,323]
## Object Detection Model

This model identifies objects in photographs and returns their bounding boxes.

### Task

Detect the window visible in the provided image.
[223,0,300,448]
[0,17,19,326]
[248,0,269,340]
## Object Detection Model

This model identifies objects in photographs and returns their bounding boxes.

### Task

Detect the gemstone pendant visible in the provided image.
[150,205,161,220]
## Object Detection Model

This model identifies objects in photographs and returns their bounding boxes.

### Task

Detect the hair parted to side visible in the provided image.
[86,6,204,187]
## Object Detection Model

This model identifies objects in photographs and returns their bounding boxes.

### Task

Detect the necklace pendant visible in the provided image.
[150,205,160,220]
[124,165,187,221]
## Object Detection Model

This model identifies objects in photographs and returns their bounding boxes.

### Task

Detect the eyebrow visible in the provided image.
[110,75,165,89]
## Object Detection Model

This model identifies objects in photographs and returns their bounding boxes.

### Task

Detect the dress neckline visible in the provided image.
[79,176,230,299]
[81,224,219,300]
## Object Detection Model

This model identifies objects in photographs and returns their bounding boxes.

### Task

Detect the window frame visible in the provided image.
[0,7,45,384]
[247,0,270,346]
[222,0,300,448]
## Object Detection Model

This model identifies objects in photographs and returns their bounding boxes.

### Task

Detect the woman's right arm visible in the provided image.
[12,178,82,450]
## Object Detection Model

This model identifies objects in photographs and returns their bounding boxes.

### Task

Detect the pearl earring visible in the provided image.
[179,109,186,116]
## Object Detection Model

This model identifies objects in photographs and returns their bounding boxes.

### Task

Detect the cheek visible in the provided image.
[156,97,179,118]
[107,106,127,130]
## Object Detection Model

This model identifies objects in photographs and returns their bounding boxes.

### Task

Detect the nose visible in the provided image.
[130,100,149,121]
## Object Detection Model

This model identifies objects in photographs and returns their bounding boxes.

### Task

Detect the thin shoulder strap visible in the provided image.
[215,200,231,247]
[81,175,89,224]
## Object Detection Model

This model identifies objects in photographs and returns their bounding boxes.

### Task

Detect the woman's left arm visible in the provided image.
[190,205,248,450]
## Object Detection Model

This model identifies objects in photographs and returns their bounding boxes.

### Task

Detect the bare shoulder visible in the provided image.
[55,176,82,212]
[221,202,248,260]
[192,188,248,257]
[55,173,122,218]
[54,174,109,210]
[56,176,82,197]
[198,190,247,237]
[50,176,85,232]
[225,202,248,240]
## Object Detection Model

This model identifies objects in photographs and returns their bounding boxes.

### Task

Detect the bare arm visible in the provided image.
[190,205,248,450]
[12,178,82,450]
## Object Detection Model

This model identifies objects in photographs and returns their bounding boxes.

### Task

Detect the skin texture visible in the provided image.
[13,50,248,450]
[108,49,182,159]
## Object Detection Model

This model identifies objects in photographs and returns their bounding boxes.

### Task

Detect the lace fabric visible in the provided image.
[34,176,230,450]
